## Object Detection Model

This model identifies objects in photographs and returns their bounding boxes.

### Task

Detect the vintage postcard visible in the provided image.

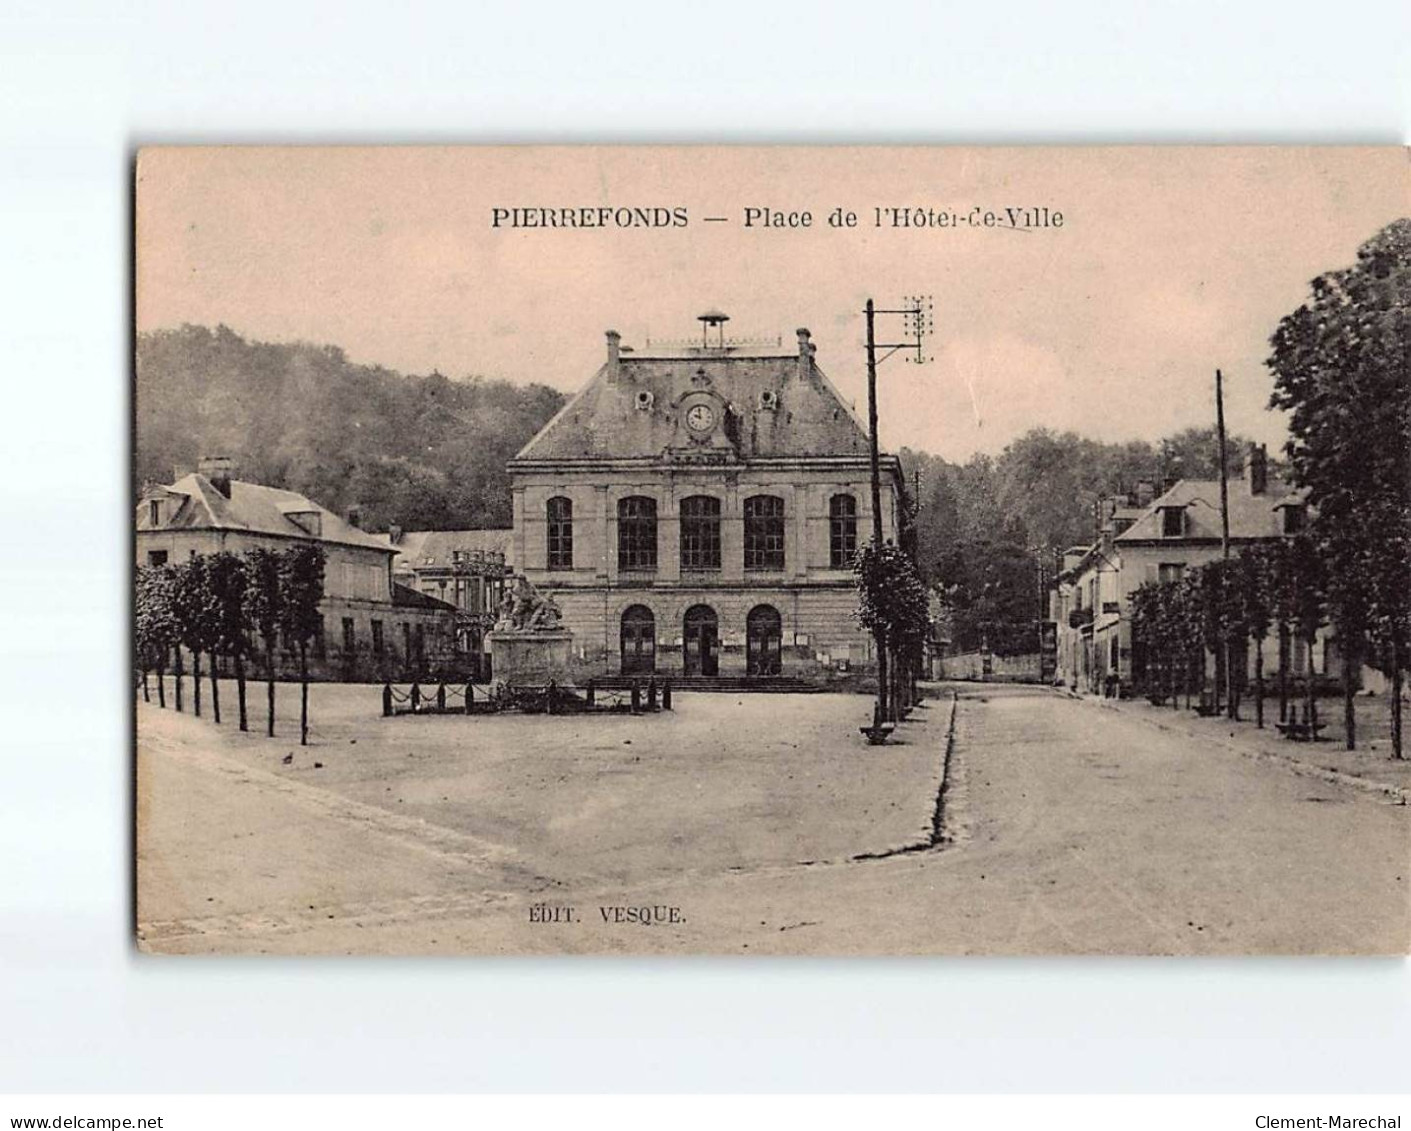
[133,146,1410,955]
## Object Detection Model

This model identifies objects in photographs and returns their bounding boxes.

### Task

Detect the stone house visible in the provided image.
[1055,442,1337,691]
[507,315,906,680]
[1053,445,1325,695]
[136,458,457,680]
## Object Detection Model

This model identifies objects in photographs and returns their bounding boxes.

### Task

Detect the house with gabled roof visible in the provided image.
[1053,444,1329,695]
[507,314,907,680]
[136,457,457,680]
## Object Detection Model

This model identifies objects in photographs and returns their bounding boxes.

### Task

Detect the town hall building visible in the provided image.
[507,313,906,681]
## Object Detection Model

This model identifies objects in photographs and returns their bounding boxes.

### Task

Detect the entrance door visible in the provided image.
[683,604,719,677]
[746,605,782,676]
[620,605,656,675]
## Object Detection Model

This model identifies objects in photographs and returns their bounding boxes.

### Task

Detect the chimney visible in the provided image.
[796,328,812,381]
[605,330,621,384]
[345,503,362,529]
[1135,479,1154,508]
[1246,442,1268,496]
[198,455,235,499]
[388,524,403,546]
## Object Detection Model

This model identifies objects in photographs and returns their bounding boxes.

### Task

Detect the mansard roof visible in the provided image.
[513,339,874,463]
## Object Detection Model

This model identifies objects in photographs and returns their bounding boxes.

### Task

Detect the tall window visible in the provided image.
[618,496,658,571]
[148,500,161,527]
[829,493,858,568]
[743,494,785,571]
[680,495,721,571]
[371,619,384,655]
[546,496,573,570]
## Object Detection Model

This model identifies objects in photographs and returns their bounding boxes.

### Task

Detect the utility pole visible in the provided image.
[1215,367,1235,719]
[861,295,932,743]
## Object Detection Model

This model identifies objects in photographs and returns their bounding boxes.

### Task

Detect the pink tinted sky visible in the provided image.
[136,146,1408,461]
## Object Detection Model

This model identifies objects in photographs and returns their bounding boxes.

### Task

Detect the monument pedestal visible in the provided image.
[487,629,574,687]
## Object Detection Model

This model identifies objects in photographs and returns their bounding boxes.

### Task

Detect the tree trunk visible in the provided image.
[1342,635,1357,751]
[192,649,202,717]
[1391,642,1403,761]
[141,665,149,702]
[156,651,166,708]
[1254,632,1265,729]
[174,645,184,712]
[266,636,277,738]
[209,652,221,725]
[235,651,247,732]
[1304,631,1317,737]
[299,641,309,746]
[1277,621,1289,723]
[874,628,889,729]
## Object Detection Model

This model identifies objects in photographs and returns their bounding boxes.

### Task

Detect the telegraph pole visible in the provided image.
[862,295,932,743]
[1215,367,1235,719]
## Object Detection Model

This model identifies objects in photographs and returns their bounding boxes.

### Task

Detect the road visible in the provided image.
[137,684,1411,955]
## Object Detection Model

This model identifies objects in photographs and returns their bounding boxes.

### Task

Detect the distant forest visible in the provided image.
[136,324,566,531]
[137,324,1259,651]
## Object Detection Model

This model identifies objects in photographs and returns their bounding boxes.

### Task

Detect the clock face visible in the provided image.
[686,404,715,433]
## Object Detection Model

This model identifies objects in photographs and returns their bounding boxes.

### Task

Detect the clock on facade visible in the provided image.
[685,403,715,433]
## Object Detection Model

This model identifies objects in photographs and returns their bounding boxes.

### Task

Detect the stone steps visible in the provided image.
[588,674,824,693]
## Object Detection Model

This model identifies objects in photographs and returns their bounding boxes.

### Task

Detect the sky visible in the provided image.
[136,146,1409,461]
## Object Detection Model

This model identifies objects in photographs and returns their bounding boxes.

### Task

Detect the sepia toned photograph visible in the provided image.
[132,146,1410,956]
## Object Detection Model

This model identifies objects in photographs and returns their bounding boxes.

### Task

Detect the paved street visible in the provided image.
[137,682,1411,955]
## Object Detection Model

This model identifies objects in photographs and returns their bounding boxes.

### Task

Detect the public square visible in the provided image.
[136,680,1411,955]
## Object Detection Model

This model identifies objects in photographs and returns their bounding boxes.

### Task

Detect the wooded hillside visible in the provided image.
[135,324,566,531]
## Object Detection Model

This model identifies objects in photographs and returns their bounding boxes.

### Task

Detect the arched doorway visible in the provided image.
[746,604,783,676]
[620,605,656,675]
[683,604,719,677]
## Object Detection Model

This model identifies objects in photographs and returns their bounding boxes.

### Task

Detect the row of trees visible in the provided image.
[1128,536,1343,739]
[134,544,326,745]
[1264,219,1410,759]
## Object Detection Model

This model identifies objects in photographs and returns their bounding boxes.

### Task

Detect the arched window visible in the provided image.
[546,496,573,570]
[617,496,658,571]
[743,494,785,571]
[680,496,721,571]
[829,493,858,568]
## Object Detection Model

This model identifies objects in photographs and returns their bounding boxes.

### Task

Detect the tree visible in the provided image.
[1235,545,1276,728]
[207,552,251,732]
[172,555,221,720]
[854,540,931,724]
[243,547,284,737]
[1268,219,1411,755]
[279,543,326,746]
[134,565,178,708]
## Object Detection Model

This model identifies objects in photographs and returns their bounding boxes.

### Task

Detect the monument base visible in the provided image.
[487,629,574,688]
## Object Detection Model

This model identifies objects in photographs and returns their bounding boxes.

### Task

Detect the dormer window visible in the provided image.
[1282,503,1306,535]
[148,499,161,527]
[286,510,323,538]
[1160,505,1185,538]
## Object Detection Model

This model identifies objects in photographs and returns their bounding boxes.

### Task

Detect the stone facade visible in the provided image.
[508,319,905,680]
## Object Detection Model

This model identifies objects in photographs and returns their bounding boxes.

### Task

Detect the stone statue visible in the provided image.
[492,574,564,633]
